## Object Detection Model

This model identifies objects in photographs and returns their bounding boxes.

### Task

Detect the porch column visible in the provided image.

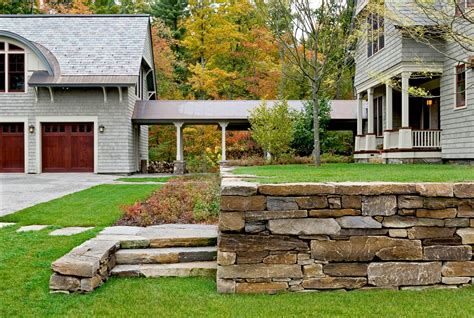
[399,72,413,149]
[219,122,229,164]
[383,83,393,150]
[355,93,363,151]
[173,122,185,174]
[365,88,377,151]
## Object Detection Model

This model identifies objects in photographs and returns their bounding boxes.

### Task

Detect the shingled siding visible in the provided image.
[218,180,474,293]
[440,28,474,160]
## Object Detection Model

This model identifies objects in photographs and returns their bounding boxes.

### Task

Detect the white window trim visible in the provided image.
[0,42,27,94]
[35,116,99,174]
[0,116,29,173]
[454,65,468,110]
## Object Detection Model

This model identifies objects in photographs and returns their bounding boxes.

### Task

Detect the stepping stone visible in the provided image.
[100,226,143,236]
[111,261,217,278]
[49,227,94,236]
[115,246,217,265]
[0,222,15,228]
[17,225,49,232]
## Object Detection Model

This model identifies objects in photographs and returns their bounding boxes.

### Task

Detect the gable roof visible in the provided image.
[0,15,152,85]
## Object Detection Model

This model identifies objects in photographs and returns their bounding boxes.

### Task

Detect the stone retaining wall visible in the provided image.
[217,180,474,293]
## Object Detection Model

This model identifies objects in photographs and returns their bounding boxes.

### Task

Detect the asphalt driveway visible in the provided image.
[0,173,118,217]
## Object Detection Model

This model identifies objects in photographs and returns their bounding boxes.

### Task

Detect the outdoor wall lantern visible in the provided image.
[28,125,35,134]
[99,125,105,133]
[426,99,433,107]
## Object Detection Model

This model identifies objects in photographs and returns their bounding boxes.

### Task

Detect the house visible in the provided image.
[0,14,155,173]
[353,0,474,163]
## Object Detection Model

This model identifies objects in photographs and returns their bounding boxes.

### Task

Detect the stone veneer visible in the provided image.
[217,180,474,293]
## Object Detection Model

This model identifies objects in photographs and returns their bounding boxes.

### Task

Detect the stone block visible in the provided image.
[295,196,328,209]
[423,198,459,209]
[221,181,258,196]
[458,200,474,217]
[217,252,236,266]
[398,196,423,209]
[335,229,388,238]
[244,222,266,233]
[453,183,474,198]
[302,277,367,289]
[456,228,474,244]
[80,275,103,292]
[302,263,324,278]
[341,196,362,209]
[368,262,441,287]
[309,209,360,218]
[423,237,463,246]
[258,184,336,196]
[336,216,382,229]
[49,274,80,291]
[328,196,342,209]
[268,218,341,235]
[311,236,422,262]
[52,254,100,278]
[236,251,269,264]
[389,229,408,238]
[323,263,368,277]
[399,209,415,216]
[441,277,472,285]
[219,212,245,232]
[263,252,297,264]
[336,183,416,195]
[235,282,288,293]
[471,219,474,227]
[416,184,453,197]
[246,210,308,222]
[217,278,236,293]
[415,218,445,227]
[423,245,472,261]
[219,234,309,252]
[407,227,455,239]
[445,218,470,227]
[382,216,416,228]
[267,197,299,211]
[416,208,457,219]
[217,264,303,279]
[442,261,474,277]
[362,195,397,216]
[220,196,266,212]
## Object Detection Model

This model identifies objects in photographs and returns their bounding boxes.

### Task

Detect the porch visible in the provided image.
[354,72,443,163]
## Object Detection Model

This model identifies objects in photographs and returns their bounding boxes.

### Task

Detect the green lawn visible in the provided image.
[234,163,474,183]
[0,184,161,227]
[0,225,473,317]
[115,176,174,183]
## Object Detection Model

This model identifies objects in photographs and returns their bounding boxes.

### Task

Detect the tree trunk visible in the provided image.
[312,85,321,167]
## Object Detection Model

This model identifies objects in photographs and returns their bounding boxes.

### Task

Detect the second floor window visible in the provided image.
[0,42,26,93]
[455,0,474,16]
[367,13,384,57]
[456,64,466,108]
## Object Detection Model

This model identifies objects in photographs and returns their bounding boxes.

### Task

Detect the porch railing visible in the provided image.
[412,130,441,149]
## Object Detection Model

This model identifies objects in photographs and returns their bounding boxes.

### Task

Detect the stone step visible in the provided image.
[111,261,217,278]
[115,246,217,265]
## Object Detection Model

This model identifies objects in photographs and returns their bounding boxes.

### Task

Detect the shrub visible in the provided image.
[118,175,220,226]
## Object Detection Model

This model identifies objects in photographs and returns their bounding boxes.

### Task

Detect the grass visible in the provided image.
[234,163,474,183]
[0,184,161,227]
[115,176,174,183]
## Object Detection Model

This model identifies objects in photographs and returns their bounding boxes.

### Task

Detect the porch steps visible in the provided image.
[115,246,217,265]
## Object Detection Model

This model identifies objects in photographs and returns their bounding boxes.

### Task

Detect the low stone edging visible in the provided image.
[217,179,474,293]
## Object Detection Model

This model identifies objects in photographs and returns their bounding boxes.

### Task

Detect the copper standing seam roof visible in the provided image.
[132,100,364,125]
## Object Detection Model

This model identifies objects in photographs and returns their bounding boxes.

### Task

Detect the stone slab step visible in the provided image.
[115,246,217,265]
[111,261,217,278]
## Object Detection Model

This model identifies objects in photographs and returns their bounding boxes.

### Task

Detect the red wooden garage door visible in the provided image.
[0,123,24,173]
[42,123,94,172]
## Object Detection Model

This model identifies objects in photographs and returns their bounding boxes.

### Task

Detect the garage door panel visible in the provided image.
[42,123,93,173]
[0,123,24,173]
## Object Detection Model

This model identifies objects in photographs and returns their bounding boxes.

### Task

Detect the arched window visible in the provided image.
[0,42,26,93]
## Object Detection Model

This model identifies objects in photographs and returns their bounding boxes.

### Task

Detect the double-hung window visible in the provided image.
[367,13,385,57]
[0,42,26,93]
[455,64,466,108]
[456,0,474,16]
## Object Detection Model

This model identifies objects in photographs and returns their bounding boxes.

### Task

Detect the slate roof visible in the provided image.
[132,100,362,125]
[0,15,151,81]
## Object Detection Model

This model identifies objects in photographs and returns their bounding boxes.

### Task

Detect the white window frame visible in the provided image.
[367,13,385,58]
[0,42,27,94]
[454,64,467,110]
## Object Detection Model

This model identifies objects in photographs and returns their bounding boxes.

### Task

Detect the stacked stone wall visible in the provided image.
[218,180,474,293]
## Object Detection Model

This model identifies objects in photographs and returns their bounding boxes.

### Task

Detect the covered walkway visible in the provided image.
[132,100,360,173]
